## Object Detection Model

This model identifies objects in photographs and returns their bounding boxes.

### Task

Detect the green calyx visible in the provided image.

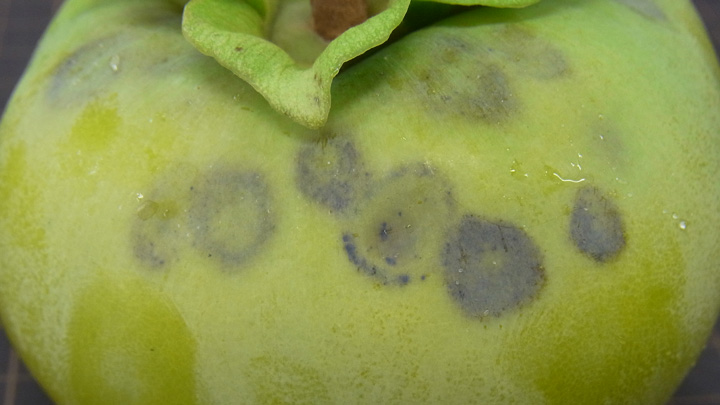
[182,0,540,129]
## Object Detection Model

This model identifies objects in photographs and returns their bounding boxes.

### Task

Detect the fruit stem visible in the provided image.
[311,0,368,41]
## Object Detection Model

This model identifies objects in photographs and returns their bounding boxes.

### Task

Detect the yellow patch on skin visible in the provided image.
[69,94,121,151]
[59,95,121,179]
[69,274,197,405]
[0,143,50,381]
[0,144,47,253]
[502,236,690,403]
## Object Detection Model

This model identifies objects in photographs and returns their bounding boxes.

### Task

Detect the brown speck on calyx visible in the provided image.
[311,0,368,41]
[235,47,243,52]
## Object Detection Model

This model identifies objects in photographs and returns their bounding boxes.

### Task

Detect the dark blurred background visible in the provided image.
[0,0,719,404]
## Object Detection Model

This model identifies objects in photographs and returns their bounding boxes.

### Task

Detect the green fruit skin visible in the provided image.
[1,0,719,404]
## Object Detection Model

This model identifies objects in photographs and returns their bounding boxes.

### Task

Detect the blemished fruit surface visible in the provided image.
[1,0,719,403]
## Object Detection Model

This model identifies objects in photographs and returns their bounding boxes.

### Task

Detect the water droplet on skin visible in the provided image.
[109,55,120,72]
[136,200,159,221]
[553,172,585,183]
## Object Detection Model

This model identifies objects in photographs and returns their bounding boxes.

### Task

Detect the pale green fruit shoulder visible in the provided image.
[0,0,719,404]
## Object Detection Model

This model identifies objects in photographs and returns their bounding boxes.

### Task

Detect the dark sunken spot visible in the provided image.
[189,169,274,268]
[613,0,666,20]
[48,14,200,106]
[470,65,516,123]
[296,138,369,213]
[341,164,455,285]
[134,239,168,268]
[407,28,571,126]
[416,56,518,125]
[342,234,415,285]
[379,222,391,242]
[570,186,626,263]
[493,26,571,80]
[443,216,544,318]
[344,233,380,276]
[48,35,125,103]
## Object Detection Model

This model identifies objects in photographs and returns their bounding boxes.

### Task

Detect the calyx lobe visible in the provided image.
[182,0,540,128]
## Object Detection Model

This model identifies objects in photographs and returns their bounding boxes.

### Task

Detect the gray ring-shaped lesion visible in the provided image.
[295,137,370,214]
[133,199,185,269]
[132,166,276,271]
[189,169,275,268]
[339,164,456,286]
[132,165,198,269]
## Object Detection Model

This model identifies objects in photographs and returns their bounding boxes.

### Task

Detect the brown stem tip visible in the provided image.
[311,0,368,41]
